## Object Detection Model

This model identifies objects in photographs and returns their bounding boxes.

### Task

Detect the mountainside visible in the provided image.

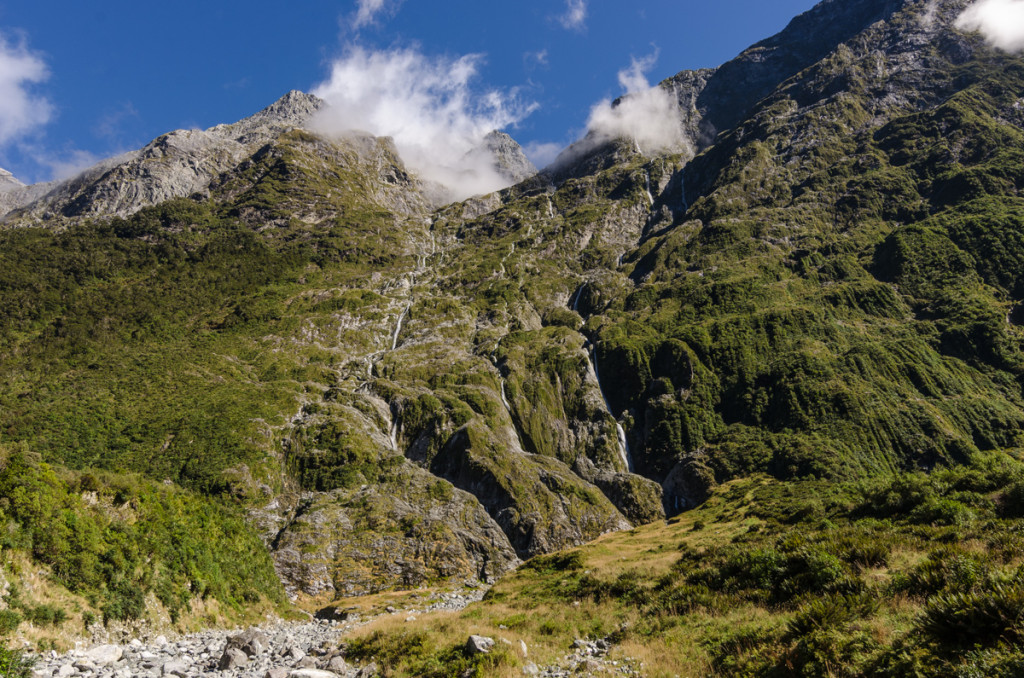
[2,0,1024,670]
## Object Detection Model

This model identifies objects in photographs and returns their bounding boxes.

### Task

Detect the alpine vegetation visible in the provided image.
[1,0,1024,675]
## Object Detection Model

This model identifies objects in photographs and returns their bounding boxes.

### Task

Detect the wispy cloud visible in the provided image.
[311,45,537,200]
[0,31,52,148]
[93,102,139,141]
[584,54,685,154]
[524,49,549,70]
[558,0,588,31]
[352,0,401,30]
[35,147,101,181]
[523,141,563,168]
[956,0,1024,52]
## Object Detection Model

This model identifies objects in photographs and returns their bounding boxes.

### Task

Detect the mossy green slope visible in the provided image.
[3,0,1024,653]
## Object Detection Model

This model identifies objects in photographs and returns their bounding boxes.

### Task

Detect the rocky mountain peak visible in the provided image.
[481,131,537,184]
[0,167,23,191]
[227,90,325,138]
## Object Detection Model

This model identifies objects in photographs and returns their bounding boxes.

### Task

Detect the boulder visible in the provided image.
[356,663,379,678]
[162,660,190,677]
[466,635,495,655]
[325,656,349,673]
[84,644,123,666]
[227,628,270,657]
[219,647,249,670]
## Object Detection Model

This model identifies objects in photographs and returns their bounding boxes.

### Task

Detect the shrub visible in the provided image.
[918,582,1024,649]
[521,550,585,574]
[0,642,33,678]
[0,610,20,636]
[786,594,878,639]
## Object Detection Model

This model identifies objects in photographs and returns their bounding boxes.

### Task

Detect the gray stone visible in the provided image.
[219,647,249,670]
[325,656,349,673]
[84,645,123,667]
[465,635,495,655]
[73,659,98,672]
[56,665,75,678]
[226,628,270,657]
[265,670,289,678]
[355,664,379,678]
[161,661,190,678]
[288,671,340,678]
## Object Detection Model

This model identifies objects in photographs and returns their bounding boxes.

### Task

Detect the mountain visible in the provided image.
[0,167,21,189]
[0,92,536,226]
[1,0,1024,671]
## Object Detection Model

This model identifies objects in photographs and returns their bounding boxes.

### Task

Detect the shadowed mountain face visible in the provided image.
[1,0,1022,603]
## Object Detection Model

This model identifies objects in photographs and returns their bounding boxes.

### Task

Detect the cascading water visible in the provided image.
[644,171,654,207]
[588,345,633,473]
[391,303,411,351]
[571,284,586,313]
[500,379,512,412]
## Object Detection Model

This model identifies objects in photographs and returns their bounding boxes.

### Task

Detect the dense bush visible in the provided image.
[0,449,283,623]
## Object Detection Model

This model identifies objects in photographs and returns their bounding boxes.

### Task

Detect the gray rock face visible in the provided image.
[0,167,22,190]
[255,465,520,598]
[481,131,537,184]
[2,91,326,224]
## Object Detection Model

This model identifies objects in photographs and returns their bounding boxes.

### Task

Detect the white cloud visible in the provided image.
[524,49,549,70]
[352,0,399,30]
[584,54,685,155]
[559,0,588,31]
[0,32,52,148]
[523,140,563,168]
[38,148,101,181]
[956,0,1024,52]
[311,46,537,201]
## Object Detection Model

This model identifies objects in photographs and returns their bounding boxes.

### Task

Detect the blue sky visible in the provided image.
[0,0,823,184]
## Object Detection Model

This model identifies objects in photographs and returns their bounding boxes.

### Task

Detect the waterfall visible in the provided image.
[389,419,399,451]
[588,345,634,473]
[644,171,654,207]
[391,304,410,351]
[497,371,528,455]
[571,284,586,313]
[500,379,512,412]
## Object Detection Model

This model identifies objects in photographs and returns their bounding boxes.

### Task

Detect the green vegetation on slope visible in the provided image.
[0,443,283,635]
[344,452,1024,677]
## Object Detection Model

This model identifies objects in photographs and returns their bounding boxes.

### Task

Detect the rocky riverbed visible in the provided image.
[23,591,482,678]
[22,588,641,677]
